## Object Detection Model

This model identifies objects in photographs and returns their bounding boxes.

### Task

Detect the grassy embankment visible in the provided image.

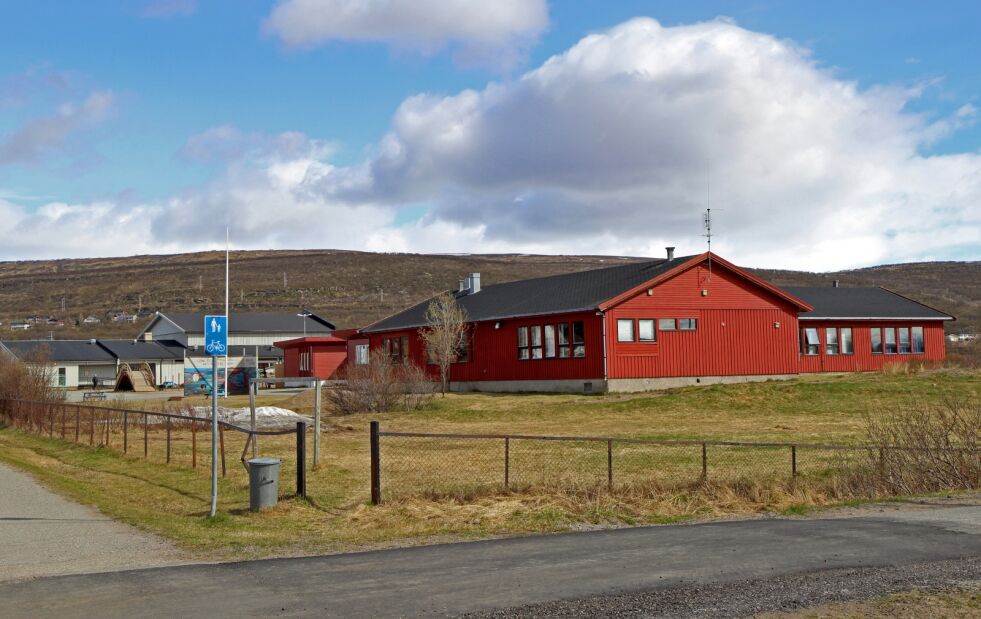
[0,369,978,560]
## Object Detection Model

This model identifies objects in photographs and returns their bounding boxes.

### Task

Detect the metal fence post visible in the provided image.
[123,411,129,454]
[296,421,307,498]
[74,406,80,442]
[191,420,197,468]
[61,405,67,439]
[504,437,510,490]
[370,421,380,505]
[313,378,322,467]
[701,443,708,482]
[607,439,613,492]
[791,445,797,481]
[166,417,172,464]
[89,408,95,445]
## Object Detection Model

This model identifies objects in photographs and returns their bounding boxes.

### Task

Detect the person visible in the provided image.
[92,375,99,389]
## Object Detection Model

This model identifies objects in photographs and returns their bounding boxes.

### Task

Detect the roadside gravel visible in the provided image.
[467,557,981,618]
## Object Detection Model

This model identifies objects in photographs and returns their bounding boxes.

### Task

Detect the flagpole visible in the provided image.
[224,227,229,398]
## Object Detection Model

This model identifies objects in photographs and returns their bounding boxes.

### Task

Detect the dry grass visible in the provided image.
[756,584,981,618]
[1,369,980,559]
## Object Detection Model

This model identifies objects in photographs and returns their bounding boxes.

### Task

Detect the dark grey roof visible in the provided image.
[0,340,116,363]
[785,287,953,320]
[156,311,335,334]
[97,340,185,360]
[363,257,697,333]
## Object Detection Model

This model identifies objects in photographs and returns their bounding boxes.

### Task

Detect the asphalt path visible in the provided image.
[2,504,979,618]
[0,463,186,583]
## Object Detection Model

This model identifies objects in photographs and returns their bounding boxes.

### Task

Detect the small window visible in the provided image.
[658,318,676,331]
[455,332,470,363]
[912,326,925,354]
[390,336,401,362]
[802,328,820,355]
[355,344,369,365]
[617,319,634,342]
[544,324,556,358]
[826,327,839,355]
[517,326,529,360]
[638,319,655,342]
[678,318,697,331]
[530,325,543,359]
[898,327,911,354]
[840,328,853,355]
[400,336,410,362]
[871,327,883,354]
[884,328,897,354]
[557,323,571,358]
[572,321,586,357]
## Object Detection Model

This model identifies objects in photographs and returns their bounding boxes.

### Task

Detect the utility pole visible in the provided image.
[198,275,203,292]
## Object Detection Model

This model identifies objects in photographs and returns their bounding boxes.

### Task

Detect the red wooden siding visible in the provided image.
[797,321,946,373]
[605,262,801,379]
[366,311,606,383]
[278,338,349,379]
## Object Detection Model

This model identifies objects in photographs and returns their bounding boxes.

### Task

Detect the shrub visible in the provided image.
[847,399,980,495]
[324,349,435,414]
[0,346,57,402]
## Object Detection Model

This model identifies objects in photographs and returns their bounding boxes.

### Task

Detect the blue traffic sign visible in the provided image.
[204,315,227,356]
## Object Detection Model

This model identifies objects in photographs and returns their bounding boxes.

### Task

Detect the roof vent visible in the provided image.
[89,339,97,345]
[666,246,675,261]
[832,279,840,288]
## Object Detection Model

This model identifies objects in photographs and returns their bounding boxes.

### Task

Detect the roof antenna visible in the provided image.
[703,208,713,281]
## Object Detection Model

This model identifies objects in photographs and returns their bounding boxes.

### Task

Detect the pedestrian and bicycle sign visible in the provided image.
[204,315,227,356]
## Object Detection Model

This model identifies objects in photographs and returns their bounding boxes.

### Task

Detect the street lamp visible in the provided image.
[297,310,312,337]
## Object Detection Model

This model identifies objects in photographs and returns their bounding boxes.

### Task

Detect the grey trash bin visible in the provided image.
[247,458,281,512]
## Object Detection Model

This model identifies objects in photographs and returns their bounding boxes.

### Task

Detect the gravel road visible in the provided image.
[0,462,186,583]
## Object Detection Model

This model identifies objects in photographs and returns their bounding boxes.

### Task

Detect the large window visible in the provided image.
[826,328,839,355]
[871,327,883,354]
[841,327,853,355]
[557,323,570,358]
[517,327,529,360]
[912,326,925,353]
[898,327,911,354]
[519,320,585,360]
[638,319,656,342]
[544,324,556,358]
[802,328,820,355]
[572,321,586,357]
[617,319,634,342]
[678,318,697,331]
[530,325,543,359]
[884,327,897,354]
[658,318,676,331]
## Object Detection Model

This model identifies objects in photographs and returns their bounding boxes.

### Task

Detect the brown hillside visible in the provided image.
[0,250,977,343]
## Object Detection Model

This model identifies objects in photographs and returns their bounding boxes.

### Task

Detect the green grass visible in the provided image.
[1,368,978,560]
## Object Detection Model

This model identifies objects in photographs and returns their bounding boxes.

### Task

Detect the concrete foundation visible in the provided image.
[450,373,798,394]
[606,374,798,393]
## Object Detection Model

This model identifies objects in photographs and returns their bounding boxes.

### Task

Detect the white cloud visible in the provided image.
[3,17,980,270]
[0,91,115,165]
[263,0,548,68]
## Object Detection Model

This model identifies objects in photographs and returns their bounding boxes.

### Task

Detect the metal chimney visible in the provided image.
[665,247,675,261]
[459,278,467,293]
[469,272,481,294]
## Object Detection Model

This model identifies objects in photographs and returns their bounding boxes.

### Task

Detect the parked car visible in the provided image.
[159,381,179,390]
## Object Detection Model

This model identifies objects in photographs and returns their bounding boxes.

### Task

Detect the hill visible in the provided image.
[0,250,977,344]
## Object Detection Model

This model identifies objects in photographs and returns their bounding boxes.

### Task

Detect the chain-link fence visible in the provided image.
[369,423,884,503]
[0,398,308,497]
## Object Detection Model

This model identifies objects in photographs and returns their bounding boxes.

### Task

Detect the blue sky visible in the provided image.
[1,1,979,268]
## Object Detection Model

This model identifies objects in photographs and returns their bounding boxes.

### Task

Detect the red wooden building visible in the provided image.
[359,250,952,393]
[275,329,366,380]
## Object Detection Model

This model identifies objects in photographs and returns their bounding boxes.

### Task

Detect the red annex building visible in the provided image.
[356,250,953,393]
[275,329,366,380]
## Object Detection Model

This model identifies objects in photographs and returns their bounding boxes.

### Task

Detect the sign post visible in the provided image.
[204,315,227,518]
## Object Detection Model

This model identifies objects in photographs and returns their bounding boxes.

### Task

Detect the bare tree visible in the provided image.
[420,292,468,396]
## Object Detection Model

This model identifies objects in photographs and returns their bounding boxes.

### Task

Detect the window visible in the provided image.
[455,332,470,363]
[401,336,410,360]
[638,319,655,342]
[557,323,570,358]
[390,337,401,362]
[898,327,911,354]
[841,328,853,355]
[826,328,839,355]
[354,344,369,365]
[617,319,634,342]
[544,324,556,358]
[802,328,820,355]
[658,318,676,331]
[912,326,925,353]
[572,321,586,357]
[530,325,543,359]
[57,367,66,387]
[884,327,897,354]
[517,326,529,360]
[871,327,883,354]
[678,318,697,331]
